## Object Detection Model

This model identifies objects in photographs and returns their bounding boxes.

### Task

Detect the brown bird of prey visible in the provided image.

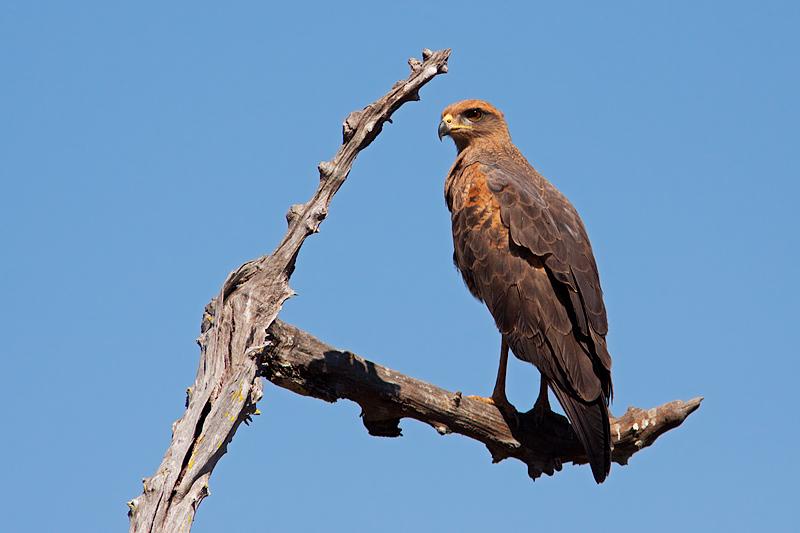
[439,100,613,483]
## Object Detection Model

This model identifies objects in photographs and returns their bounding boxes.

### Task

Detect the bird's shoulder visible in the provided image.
[476,146,581,256]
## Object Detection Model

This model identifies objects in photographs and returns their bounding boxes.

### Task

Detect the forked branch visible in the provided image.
[129,46,700,533]
[127,48,451,533]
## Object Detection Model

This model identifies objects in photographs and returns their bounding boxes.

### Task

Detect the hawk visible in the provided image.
[439,100,613,483]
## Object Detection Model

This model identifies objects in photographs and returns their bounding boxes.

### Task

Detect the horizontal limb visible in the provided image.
[261,319,702,481]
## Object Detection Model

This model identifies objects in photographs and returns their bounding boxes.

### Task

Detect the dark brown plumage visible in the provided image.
[439,100,613,483]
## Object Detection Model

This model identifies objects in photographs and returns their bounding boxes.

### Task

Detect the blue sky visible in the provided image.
[2,2,798,531]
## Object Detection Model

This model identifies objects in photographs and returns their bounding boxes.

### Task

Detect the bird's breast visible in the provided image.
[449,163,507,244]
[447,163,519,300]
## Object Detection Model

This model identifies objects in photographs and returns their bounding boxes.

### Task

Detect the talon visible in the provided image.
[468,394,519,428]
[492,395,520,429]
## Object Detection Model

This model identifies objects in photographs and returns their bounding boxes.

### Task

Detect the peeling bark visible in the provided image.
[262,319,702,481]
[127,48,451,533]
[129,47,702,532]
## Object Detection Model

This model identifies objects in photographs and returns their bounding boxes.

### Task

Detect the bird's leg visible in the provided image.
[529,376,562,472]
[469,338,517,420]
[530,374,551,425]
[491,337,513,409]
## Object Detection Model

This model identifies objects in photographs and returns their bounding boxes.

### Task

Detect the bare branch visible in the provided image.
[129,45,699,532]
[127,48,451,533]
[261,319,703,481]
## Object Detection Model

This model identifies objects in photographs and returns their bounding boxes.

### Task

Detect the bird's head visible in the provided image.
[438,99,508,151]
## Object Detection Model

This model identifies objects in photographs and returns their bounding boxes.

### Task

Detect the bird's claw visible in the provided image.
[467,394,519,429]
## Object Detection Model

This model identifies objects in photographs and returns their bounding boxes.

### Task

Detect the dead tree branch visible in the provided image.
[129,46,702,532]
[127,48,451,533]
[262,319,702,481]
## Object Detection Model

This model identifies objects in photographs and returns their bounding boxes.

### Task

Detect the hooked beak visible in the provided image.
[438,113,470,141]
[438,119,449,141]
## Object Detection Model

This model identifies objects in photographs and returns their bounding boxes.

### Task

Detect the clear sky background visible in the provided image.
[2,2,798,532]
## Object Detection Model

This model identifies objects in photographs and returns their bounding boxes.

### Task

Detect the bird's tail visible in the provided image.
[549,382,611,484]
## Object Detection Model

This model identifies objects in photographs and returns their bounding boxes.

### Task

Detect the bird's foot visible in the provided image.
[468,394,519,429]
[529,394,552,429]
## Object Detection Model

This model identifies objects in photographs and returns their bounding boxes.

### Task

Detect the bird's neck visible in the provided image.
[458,135,518,163]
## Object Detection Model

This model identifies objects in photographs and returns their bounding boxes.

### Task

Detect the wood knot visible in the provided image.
[408,57,422,72]
[286,204,304,226]
[318,161,335,180]
[303,206,327,233]
[436,49,452,73]
[343,110,363,142]
[422,48,432,60]
[452,391,462,407]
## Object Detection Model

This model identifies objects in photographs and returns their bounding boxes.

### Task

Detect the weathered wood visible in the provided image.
[262,319,703,481]
[127,48,451,533]
[129,46,702,531]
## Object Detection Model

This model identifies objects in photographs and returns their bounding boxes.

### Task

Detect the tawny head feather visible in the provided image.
[438,99,509,151]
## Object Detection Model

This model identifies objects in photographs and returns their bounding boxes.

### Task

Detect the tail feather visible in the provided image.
[549,382,611,484]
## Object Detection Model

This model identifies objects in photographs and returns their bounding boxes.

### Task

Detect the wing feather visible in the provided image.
[447,152,612,422]
[480,160,610,349]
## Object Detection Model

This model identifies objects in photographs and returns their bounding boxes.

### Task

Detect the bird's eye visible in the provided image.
[465,109,483,121]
